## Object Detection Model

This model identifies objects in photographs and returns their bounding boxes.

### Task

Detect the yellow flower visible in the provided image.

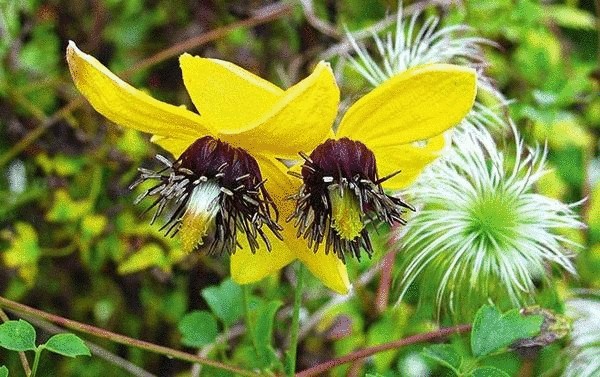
[231,64,477,293]
[235,64,477,290]
[66,41,475,295]
[66,41,349,292]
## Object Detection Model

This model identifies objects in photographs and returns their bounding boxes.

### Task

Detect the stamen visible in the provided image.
[288,137,413,261]
[129,136,281,255]
[155,154,172,167]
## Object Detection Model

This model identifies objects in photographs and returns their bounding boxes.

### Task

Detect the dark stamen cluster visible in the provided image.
[130,136,282,255]
[288,137,413,262]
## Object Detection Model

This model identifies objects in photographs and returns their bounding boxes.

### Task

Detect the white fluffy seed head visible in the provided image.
[344,3,508,138]
[345,4,499,97]
[395,124,584,318]
[563,298,600,377]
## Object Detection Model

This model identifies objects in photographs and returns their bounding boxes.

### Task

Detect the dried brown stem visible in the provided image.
[295,324,472,376]
[375,248,397,314]
[14,311,156,377]
[121,1,292,77]
[0,296,260,377]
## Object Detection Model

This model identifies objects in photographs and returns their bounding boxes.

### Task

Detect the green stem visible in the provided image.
[218,324,229,362]
[0,296,260,377]
[30,347,43,377]
[286,262,305,376]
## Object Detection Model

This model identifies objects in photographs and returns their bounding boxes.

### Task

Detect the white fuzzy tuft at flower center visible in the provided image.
[180,181,221,253]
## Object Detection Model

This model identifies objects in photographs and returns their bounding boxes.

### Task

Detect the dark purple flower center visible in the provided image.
[289,137,413,261]
[131,136,281,255]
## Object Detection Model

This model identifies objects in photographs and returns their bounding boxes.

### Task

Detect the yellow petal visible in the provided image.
[230,156,296,284]
[258,157,350,294]
[336,64,476,146]
[66,41,214,139]
[230,234,296,285]
[220,61,339,159]
[150,135,194,158]
[374,133,448,190]
[297,247,351,294]
[179,55,284,133]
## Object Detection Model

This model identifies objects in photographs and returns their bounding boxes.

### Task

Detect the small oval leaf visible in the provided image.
[44,333,91,358]
[201,279,244,327]
[178,311,218,347]
[0,320,36,351]
[422,344,462,372]
[0,365,8,377]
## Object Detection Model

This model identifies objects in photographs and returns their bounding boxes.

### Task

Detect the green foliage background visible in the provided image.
[0,0,598,375]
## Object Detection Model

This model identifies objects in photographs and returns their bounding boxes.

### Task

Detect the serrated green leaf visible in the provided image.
[44,333,91,358]
[0,319,36,351]
[422,344,462,373]
[177,311,218,347]
[0,365,7,377]
[470,366,511,377]
[201,279,244,327]
[471,305,543,357]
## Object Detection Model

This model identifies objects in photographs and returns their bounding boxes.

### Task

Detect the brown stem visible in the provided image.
[0,296,260,377]
[375,249,397,314]
[295,324,472,376]
[121,1,292,77]
[15,311,155,377]
[0,97,84,168]
[0,307,32,376]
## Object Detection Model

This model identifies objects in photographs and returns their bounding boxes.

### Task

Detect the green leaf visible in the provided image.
[471,305,543,357]
[46,190,92,222]
[118,243,167,274]
[0,319,36,351]
[19,22,60,75]
[422,344,462,373]
[44,333,91,358]
[0,366,7,377]
[545,5,596,30]
[366,306,408,372]
[2,222,41,285]
[201,279,244,327]
[252,300,283,368]
[470,366,511,377]
[177,311,218,347]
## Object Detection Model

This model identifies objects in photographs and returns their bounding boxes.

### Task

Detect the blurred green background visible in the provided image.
[1,0,598,376]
